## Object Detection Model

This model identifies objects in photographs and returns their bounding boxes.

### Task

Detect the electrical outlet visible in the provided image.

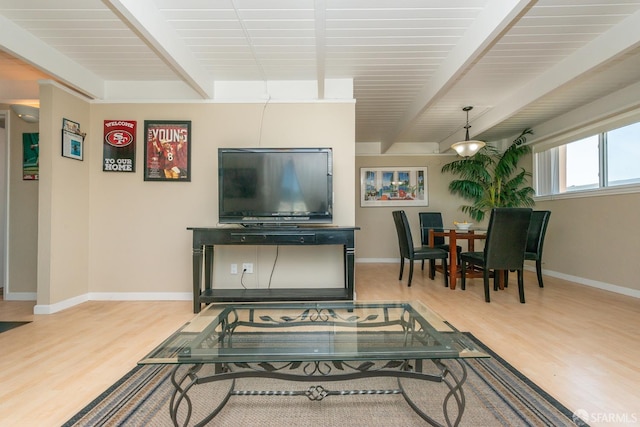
[242,263,253,274]
[230,264,238,274]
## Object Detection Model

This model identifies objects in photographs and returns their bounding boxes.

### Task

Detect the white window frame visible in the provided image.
[534,120,640,201]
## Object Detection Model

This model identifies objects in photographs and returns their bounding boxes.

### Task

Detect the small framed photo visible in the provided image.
[62,129,84,161]
[143,120,191,181]
[63,118,80,134]
[360,167,428,207]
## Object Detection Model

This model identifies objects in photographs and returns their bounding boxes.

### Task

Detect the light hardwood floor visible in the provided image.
[0,265,639,427]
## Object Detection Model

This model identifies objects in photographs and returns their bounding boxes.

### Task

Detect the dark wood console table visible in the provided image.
[188,226,359,313]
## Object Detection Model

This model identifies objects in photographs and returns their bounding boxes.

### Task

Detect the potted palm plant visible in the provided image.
[441,128,535,222]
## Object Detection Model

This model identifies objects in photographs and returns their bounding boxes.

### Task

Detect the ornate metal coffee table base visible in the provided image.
[168,358,467,427]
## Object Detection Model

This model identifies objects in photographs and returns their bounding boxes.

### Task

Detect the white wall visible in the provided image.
[86,102,355,296]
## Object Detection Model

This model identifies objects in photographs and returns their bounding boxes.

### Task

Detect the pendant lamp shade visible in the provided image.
[451,106,485,157]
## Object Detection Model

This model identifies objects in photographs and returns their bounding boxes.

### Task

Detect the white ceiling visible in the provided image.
[1,0,640,154]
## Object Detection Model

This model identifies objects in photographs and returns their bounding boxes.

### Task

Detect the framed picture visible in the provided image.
[22,132,39,180]
[63,118,80,134]
[360,167,428,207]
[103,120,136,172]
[61,129,84,161]
[143,120,191,181]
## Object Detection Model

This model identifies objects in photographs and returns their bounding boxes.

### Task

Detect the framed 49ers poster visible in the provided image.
[103,120,136,172]
[143,120,191,181]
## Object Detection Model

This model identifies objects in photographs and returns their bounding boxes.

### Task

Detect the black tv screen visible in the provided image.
[218,148,333,225]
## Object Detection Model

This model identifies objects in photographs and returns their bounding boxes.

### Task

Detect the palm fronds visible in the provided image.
[441,129,535,222]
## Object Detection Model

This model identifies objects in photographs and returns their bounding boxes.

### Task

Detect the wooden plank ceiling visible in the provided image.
[1,0,640,153]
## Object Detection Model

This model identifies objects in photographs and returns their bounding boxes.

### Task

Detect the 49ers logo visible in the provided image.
[105,130,133,147]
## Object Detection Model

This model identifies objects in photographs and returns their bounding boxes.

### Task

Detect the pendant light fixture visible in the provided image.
[451,106,485,157]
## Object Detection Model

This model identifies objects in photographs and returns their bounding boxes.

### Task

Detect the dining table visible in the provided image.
[427,228,487,290]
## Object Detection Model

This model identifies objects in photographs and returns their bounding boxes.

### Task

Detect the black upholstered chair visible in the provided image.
[392,210,449,287]
[460,208,532,303]
[419,212,462,280]
[525,210,551,288]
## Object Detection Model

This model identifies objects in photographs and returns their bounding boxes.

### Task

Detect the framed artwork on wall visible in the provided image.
[143,120,191,181]
[103,120,136,172]
[61,129,84,161]
[22,132,39,180]
[360,167,428,207]
[62,118,80,134]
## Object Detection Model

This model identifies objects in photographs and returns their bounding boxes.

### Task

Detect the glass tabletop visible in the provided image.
[139,301,488,365]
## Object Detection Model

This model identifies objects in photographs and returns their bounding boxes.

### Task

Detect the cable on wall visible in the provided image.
[267,245,279,289]
[258,95,271,146]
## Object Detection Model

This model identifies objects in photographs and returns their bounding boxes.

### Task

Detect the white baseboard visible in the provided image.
[28,261,640,314]
[356,258,640,299]
[34,294,89,314]
[33,292,193,314]
[540,269,640,299]
[3,291,37,301]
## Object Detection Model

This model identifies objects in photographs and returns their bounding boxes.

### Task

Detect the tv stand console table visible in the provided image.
[188,226,359,313]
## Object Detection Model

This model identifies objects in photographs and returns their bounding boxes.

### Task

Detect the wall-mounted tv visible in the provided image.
[218,147,333,225]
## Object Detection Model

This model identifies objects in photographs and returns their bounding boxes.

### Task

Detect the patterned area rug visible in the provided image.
[0,321,30,334]
[64,333,586,426]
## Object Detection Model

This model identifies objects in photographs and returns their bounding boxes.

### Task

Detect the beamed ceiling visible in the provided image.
[2,0,640,153]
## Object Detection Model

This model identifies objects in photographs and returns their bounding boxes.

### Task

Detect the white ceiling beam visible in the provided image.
[381,0,535,153]
[0,15,104,99]
[439,8,640,151]
[315,0,327,100]
[104,0,214,99]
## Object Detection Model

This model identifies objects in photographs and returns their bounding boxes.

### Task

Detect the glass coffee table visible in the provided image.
[139,300,488,427]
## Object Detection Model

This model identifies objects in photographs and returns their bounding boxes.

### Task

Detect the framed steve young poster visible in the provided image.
[143,120,191,181]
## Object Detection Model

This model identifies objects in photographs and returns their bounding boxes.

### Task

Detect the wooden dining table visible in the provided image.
[428,228,487,290]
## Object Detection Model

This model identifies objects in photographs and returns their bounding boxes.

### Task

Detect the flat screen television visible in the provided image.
[218,147,333,225]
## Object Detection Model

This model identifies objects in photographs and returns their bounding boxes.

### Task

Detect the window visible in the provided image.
[535,121,640,196]
[606,122,640,186]
[564,135,599,191]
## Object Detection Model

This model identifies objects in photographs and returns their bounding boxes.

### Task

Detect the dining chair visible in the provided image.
[419,212,462,280]
[460,208,532,303]
[392,210,449,287]
[525,210,551,288]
